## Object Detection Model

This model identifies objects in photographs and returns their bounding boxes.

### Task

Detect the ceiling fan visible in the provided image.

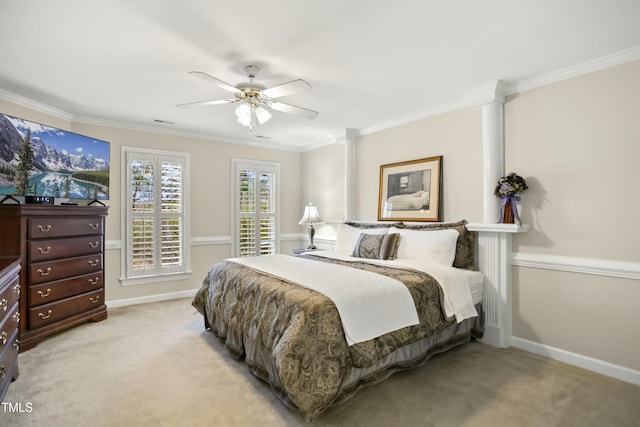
[177,65,319,131]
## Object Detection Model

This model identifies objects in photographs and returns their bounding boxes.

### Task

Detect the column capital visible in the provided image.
[465,80,509,105]
[332,128,358,144]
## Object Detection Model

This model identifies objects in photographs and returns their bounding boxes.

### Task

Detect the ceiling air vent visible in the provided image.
[150,118,175,125]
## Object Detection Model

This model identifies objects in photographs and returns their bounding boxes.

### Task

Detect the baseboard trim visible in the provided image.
[106,289,198,308]
[511,336,640,386]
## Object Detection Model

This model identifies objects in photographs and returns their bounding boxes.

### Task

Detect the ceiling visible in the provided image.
[1,1,640,151]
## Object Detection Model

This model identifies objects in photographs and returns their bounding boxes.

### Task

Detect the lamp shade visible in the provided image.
[298,203,323,225]
[235,103,272,129]
[255,106,271,124]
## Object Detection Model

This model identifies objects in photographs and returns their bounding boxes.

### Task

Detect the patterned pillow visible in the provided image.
[335,224,389,255]
[352,233,400,260]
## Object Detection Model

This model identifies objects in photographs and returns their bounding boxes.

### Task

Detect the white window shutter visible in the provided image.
[232,160,279,257]
[123,147,189,282]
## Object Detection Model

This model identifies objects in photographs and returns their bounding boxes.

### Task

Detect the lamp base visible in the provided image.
[306,244,317,250]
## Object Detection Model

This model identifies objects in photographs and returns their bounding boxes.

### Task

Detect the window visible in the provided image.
[232,159,279,257]
[121,147,190,284]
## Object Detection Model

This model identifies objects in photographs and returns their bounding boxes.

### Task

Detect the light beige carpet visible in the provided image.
[2,297,639,427]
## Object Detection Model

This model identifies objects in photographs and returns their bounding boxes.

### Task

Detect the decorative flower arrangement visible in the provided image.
[494,172,528,225]
[494,172,528,198]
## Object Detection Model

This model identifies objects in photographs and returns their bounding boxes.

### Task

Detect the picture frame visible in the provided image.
[378,155,442,222]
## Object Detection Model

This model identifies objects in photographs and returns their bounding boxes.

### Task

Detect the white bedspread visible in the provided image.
[230,254,419,346]
[305,251,481,323]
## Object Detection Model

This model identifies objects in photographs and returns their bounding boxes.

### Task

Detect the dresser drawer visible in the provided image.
[29,254,103,285]
[0,302,19,352]
[29,289,104,329]
[29,235,103,262]
[0,275,21,315]
[29,272,103,306]
[28,217,104,239]
[0,329,19,386]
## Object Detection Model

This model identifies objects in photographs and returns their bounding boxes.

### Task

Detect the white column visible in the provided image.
[465,80,527,348]
[333,129,358,221]
[465,80,508,222]
[482,102,504,223]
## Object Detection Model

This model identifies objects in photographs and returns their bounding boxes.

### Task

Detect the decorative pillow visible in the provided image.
[394,219,476,270]
[335,223,389,255]
[389,227,459,266]
[352,233,400,260]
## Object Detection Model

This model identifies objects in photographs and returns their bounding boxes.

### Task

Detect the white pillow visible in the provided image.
[334,224,389,255]
[389,227,459,266]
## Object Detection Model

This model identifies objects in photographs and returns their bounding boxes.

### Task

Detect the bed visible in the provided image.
[192,219,484,421]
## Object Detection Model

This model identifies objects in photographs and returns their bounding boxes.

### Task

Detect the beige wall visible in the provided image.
[505,60,640,371]
[506,60,640,260]
[356,106,483,222]
[0,98,303,303]
[300,142,346,242]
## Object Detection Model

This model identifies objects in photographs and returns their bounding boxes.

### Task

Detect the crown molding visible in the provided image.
[509,45,640,95]
[359,45,640,138]
[71,114,304,153]
[0,88,73,121]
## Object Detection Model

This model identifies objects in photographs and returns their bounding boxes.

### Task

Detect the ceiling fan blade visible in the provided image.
[176,98,239,107]
[188,71,241,94]
[270,101,319,119]
[262,79,312,99]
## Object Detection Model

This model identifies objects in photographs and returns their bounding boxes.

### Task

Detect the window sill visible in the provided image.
[120,271,192,287]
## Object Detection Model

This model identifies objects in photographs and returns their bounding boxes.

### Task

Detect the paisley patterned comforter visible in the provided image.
[192,254,482,421]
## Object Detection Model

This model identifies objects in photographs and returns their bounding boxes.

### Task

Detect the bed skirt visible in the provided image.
[205,303,484,420]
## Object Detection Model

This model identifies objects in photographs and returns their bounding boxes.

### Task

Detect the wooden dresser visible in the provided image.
[0,257,20,401]
[0,205,108,352]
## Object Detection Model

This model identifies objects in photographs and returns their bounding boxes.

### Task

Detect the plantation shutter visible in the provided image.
[233,160,279,257]
[124,148,189,280]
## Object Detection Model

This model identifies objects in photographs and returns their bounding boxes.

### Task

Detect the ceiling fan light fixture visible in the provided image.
[235,103,251,121]
[255,106,271,124]
[235,102,271,130]
[181,66,318,130]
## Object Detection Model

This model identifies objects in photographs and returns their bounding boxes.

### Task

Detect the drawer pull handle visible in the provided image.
[88,259,100,267]
[88,277,100,285]
[37,289,52,298]
[89,222,100,230]
[37,267,52,276]
[13,283,21,295]
[90,296,101,304]
[38,310,53,320]
[0,331,6,345]
[88,241,99,249]
[0,366,5,379]
[0,299,7,311]
[13,340,20,351]
[38,246,52,254]
[37,224,52,232]
[12,311,20,323]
